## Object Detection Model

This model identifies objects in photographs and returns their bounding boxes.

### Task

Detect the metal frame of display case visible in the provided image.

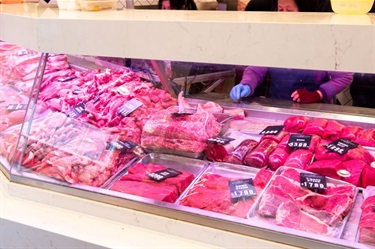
[1,4,375,249]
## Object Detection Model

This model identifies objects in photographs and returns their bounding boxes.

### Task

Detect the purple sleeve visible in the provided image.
[240,66,268,96]
[316,71,353,101]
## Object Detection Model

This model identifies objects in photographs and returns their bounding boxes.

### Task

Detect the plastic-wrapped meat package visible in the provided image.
[355,128,375,147]
[346,145,375,164]
[283,116,309,133]
[141,109,221,153]
[340,126,363,141]
[305,159,342,180]
[109,163,195,203]
[361,163,375,188]
[179,168,272,218]
[257,167,356,236]
[2,112,129,187]
[358,188,375,245]
[314,140,347,161]
[283,149,313,170]
[339,159,367,187]
[322,120,345,141]
[243,139,278,168]
[223,139,259,165]
[260,130,289,143]
[302,118,328,137]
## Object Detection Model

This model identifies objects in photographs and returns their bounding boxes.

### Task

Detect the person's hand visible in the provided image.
[291,89,323,104]
[230,85,251,100]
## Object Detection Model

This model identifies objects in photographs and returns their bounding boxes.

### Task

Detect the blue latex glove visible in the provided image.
[230,84,251,100]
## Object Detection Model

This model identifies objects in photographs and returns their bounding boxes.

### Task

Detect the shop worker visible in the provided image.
[230,0,353,103]
[159,0,197,10]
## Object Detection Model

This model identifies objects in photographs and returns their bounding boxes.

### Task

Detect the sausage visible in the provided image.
[223,139,258,165]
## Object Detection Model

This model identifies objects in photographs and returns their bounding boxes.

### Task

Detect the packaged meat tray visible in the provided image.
[355,186,375,247]
[177,162,273,219]
[248,166,359,239]
[143,112,232,159]
[0,112,135,187]
[105,153,209,203]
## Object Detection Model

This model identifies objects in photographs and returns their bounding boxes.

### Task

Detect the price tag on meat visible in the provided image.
[325,138,358,155]
[147,168,182,182]
[66,102,87,119]
[207,136,235,145]
[117,98,143,117]
[229,178,257,203]
[6,104,27,112]
[259,125,284,135]
[107,140,137,151]
[287,134,312,149]
[300,173,327,191]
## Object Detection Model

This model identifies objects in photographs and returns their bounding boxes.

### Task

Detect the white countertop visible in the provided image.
[1,4,375,73]
[0,169,301,249]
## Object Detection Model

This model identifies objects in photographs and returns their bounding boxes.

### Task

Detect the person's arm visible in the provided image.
[318,71,353,101]
[240,66,268,96]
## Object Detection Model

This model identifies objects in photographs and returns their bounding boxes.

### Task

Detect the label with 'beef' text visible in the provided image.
[229,178,257,203]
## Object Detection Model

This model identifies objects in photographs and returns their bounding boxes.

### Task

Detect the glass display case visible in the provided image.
[1,4,375,249]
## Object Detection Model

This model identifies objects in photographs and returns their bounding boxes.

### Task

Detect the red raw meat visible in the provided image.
[243,139,278,168]
[283,116,309,133]
[322,120,345,141]
[110,181,178,203]
[307,135,321,152]
[180,170,270,218]
[123,163,195,194]
[261,130,289,143]
[205,142,235,162]
[324,184,357,199]
[258,175,309,217]
[340,159,367,186]
[141,135,207,153]
[305,159,342,180]
[358,196,375,245]
[361,163,375,188]
[314,140,347,161]
[111,163,195,203]
[223,139,258,165]
[278,134,291,150]
[346,145,375,164]
[253,168,273,189]
[340,126,363,141]
[275,201,332,236]
[302,118,328,137]
[268,147,291,171]
[280,167,301,182]
[296,192,353,226]
[355,128,375,147]
[283,149,313,170]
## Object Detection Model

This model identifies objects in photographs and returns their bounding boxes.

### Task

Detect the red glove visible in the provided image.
[291,89,322,104]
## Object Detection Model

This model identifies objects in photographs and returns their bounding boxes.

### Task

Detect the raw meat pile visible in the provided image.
[109,162,195,203]
[179,168,273,218]
[358,186,375,245]
[0,42,70,89]
[0,112,133,187]
[36,67,177,143]
[257,167,356,236]
[282,116,375,187]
